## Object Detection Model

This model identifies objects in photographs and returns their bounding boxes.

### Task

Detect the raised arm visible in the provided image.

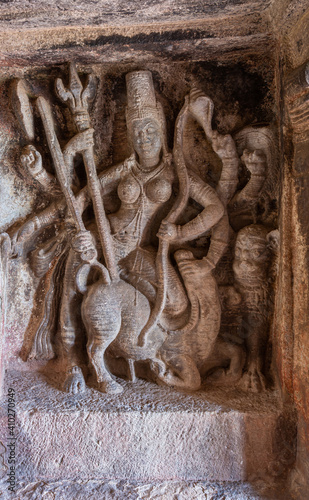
[9,153,126,257]
[178,170,224,241]
[158,169,224,245]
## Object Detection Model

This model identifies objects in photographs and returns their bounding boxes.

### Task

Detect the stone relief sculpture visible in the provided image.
[232,225,279,391]
[1,64,279,395]
[229,126,278,231]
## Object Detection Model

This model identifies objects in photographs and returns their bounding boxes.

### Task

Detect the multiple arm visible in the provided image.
[157,90,239,258]
[11,89,252,264]
[176,171,224,241]
[10,153,125,255]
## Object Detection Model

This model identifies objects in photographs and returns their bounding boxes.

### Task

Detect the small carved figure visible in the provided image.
[233,224,279,392]
[229,126,278,231]
[231,149,267,205]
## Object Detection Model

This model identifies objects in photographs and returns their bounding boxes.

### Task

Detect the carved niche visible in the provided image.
[0,64,279,395]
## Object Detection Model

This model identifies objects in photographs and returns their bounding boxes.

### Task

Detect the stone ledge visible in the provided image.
[0,0,271,30]
[6,478,288,500]
[0,370,293,485]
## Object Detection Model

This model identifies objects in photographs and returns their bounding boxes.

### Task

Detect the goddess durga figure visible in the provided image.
[9,67,244,395]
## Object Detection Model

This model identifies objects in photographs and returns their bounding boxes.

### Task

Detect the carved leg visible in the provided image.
[87,336,123,394]
[239,312,268,392]
[226,343,246,380]
[60,249,86,394]
[127,359,136,383]
[82,282,124,395]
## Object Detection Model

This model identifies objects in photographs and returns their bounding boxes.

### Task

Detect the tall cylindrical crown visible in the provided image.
[126,70,160,123]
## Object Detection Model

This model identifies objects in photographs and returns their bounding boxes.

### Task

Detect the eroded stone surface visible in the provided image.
[10,478,288,500]
[0,0,307,495]
[0,0,272,29]
[0,62,279,400]
[0,0,273,70]
[0,369,295,488]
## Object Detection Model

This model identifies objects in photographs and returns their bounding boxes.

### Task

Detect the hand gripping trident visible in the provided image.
[55,63,119,283]
[36,95,111,289]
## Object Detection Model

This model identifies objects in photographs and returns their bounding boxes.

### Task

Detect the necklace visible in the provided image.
[133,158,166,178]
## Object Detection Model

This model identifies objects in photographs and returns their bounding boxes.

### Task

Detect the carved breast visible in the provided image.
[117,172,172,206]
[117,175,141,204]
[145,177,172,203]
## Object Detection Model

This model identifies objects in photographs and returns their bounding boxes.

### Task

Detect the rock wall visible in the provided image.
[0,0,308,497]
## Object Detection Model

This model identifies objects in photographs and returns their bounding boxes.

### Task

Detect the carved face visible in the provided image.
[241,149,266,176]
[233,227,269,282]
[131,118,162,165]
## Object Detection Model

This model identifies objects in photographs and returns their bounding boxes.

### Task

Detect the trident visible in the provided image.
[54,63,119,283]
[12,65,115,286]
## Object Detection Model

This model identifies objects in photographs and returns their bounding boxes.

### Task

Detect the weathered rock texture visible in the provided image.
[0,371,295,485]
[0,0,308,498]
[2,478,290,500]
